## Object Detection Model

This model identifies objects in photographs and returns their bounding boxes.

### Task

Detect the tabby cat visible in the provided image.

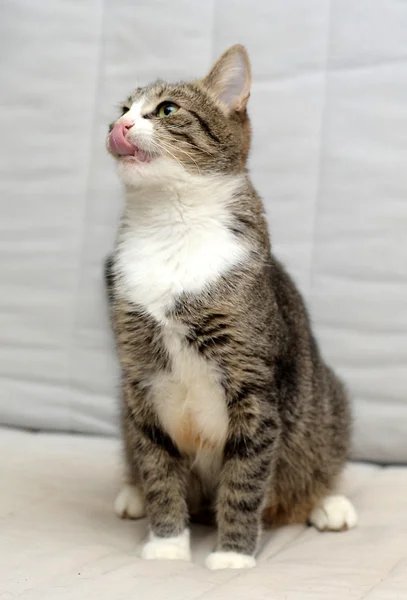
[105,45,357,570]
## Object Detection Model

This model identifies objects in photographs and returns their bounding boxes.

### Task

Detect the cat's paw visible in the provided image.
[205,551,256,570]
[309,495,358,531]
[114,484,146,519]
[141,529,191,561]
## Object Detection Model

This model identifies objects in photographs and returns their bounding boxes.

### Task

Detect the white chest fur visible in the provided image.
[115,170,248,323]
[115,169,247,479]
[151,324,229,484]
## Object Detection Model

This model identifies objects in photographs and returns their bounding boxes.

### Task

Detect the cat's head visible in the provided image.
[107,45,252,185]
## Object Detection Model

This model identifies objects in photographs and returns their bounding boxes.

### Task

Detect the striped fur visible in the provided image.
[106,45,353,567]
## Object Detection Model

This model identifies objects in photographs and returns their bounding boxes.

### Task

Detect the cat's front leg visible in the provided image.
[125,414,190,562]
[206,408,279,570]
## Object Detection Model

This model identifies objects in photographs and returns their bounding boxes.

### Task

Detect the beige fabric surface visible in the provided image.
[1,428,406,600]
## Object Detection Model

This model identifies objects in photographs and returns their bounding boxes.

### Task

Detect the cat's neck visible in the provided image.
[116,168,250,322]
[122,168,245,224]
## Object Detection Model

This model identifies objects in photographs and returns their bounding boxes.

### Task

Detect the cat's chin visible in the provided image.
[116,156,190,187]
[116,153,157,185]
[119,148,152,164]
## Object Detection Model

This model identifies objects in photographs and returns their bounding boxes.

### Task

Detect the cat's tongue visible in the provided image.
[109,122,137,156]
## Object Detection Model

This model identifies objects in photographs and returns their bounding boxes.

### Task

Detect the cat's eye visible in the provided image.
[156,102,179,118]
[121,106,130,115]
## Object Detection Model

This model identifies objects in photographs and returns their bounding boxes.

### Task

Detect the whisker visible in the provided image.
[135,133,203,174]
[148,138,196,173]
[161,129,216,158]
[154,136,202,174]
[159,137,203,168]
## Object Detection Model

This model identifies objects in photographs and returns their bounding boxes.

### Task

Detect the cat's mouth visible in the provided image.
[119,146,154,164]
[108,139,155,164]
[107,124,155,164]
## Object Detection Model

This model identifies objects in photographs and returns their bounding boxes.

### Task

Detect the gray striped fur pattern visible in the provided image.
[105,45,357,570]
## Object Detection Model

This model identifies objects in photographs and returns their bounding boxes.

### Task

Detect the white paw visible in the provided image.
[114,484,146,519]
[205,551,256,570]
[141,529,191,561]
[309,495,358,531]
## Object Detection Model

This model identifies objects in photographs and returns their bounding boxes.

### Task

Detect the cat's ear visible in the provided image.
[201,45,251,113]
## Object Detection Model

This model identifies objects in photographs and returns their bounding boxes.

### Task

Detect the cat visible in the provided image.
[105,44,357,570]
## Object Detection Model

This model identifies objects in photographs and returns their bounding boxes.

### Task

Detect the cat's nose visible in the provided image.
[122,120,133,131]
[108,120,137,156]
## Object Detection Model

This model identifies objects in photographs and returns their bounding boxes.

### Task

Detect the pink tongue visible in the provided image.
[109,123,137,156]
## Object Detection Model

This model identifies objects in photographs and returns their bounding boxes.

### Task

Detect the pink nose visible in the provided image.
[109,120,137,156]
